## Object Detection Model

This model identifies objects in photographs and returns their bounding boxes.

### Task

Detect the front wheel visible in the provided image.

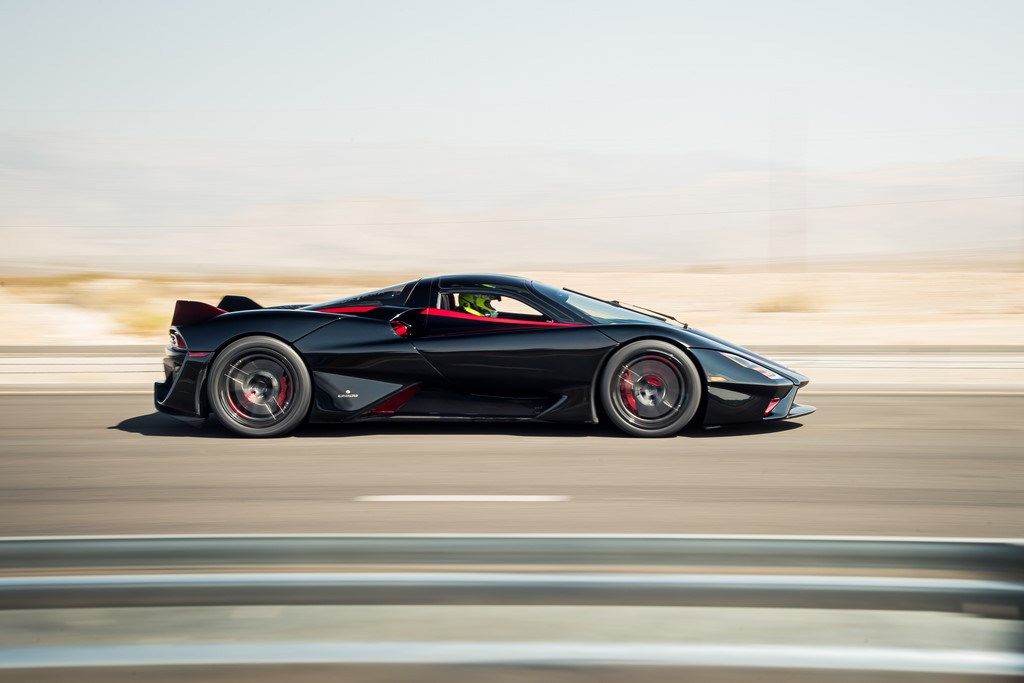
[600,340,701,437]
[207,336,312,437]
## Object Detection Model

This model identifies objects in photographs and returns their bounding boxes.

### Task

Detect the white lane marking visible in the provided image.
[354,495,570,503]
[0,390,152,395]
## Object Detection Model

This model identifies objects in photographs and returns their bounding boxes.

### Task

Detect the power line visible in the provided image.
[1,193,1020,229]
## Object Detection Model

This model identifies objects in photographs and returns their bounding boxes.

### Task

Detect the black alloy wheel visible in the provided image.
[208,336,312,437]
[600,340,701,437]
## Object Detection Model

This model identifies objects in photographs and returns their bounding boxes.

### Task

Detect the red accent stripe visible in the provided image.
[317,306,379,314]
[368,385,420,416]
[422,308,585,327]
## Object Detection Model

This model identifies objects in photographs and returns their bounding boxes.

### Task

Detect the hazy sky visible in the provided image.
[4,0,1023,166]
[1,0,1022,272]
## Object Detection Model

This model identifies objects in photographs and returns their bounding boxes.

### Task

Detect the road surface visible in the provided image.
[1,392,1022,537]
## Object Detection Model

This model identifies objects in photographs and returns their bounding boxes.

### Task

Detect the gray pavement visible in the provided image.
[0,393,1022,538]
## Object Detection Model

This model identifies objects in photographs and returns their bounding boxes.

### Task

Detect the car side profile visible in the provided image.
[155,274,814,437]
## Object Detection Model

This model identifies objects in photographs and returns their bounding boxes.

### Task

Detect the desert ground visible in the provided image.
[0,264,1020,346]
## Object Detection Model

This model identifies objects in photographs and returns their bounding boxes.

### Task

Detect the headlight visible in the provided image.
[722,352,784,380]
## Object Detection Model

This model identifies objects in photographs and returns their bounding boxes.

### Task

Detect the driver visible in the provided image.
[459,292,500,317]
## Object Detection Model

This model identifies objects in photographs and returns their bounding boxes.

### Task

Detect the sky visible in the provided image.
[1,0,1022,273]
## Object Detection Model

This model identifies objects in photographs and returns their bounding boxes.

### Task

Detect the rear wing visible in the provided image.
[171,300,226,327]
[170,295,264,327]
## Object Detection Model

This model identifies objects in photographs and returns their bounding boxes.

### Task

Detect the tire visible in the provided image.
[207,336,312,437]
[599,340,701,437]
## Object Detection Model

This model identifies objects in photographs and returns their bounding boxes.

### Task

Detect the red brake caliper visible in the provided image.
[277,375,290,408]
[619,368,638,414]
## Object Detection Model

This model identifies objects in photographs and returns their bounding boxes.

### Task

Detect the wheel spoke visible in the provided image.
[228,362,254,380]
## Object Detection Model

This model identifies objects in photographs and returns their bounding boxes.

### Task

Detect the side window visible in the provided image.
[492,297,543,318]
[446,291,552,322]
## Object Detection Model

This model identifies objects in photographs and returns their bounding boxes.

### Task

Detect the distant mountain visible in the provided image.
[1,131,1021,273]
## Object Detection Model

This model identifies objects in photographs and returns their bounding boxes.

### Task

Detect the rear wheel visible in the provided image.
[600,340,701,437]
[208,336,311,437]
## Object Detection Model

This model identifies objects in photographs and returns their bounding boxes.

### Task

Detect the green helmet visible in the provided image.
[459,292,498,317]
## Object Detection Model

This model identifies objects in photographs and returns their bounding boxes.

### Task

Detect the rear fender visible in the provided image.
[175,310,339,352]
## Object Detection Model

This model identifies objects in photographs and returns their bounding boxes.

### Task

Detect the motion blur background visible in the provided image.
[2,4,1024,678]
[1,0,1022,346]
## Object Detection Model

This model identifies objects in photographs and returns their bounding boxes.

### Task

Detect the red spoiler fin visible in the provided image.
[171,300,226,327]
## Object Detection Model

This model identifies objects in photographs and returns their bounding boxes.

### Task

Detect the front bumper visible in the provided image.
[765,383,816,420]
[154,349,214,418]
[690,348,815,426]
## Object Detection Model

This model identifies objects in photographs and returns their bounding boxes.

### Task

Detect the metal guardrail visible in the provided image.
[1,535,1022,614]
[3,570,1022,614]
[3,533,1023,574]
[1,535,1023,681]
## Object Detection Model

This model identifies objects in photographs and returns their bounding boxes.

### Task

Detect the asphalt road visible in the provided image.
[1,393,1022,538]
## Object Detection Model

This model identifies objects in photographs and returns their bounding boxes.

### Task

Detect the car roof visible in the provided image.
[435,273,533,290]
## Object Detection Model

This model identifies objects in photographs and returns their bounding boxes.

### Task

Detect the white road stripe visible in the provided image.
[354,495,570,503]
[0,390,152,395]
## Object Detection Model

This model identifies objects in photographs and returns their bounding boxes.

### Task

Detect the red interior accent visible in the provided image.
[421,308,585,327]
[171,301,225,327]
[317,306,378,314]
[390,320,410,337]
[765,397,782,415]
[368,385,420,416]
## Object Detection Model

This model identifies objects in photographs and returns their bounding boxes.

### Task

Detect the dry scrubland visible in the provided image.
[0,267,1021,346]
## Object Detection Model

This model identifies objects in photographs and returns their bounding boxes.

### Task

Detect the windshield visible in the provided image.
[532,281,679,325]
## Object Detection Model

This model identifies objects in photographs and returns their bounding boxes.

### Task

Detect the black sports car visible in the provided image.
[155,274,814,437]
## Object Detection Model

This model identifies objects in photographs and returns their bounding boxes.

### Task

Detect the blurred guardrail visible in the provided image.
[2,535,1022,614]
[1,535,1022,681]
[2,346,1023,391]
